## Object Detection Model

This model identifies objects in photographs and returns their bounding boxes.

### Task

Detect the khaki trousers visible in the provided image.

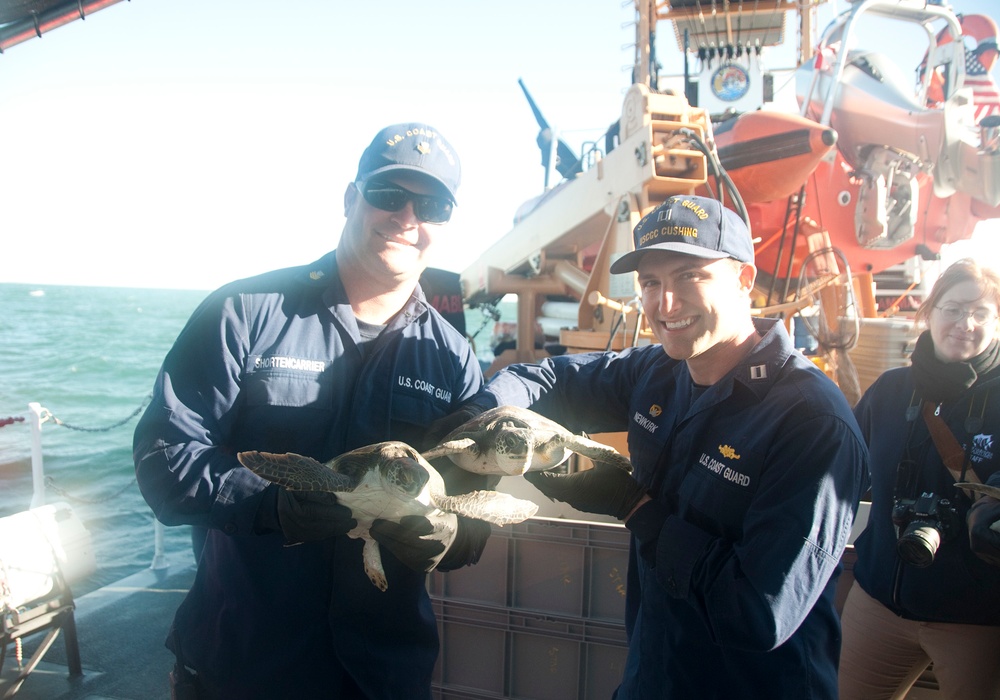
[839,582,1000,700]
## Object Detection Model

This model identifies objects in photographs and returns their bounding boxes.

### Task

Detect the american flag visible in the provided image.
[964,47,1000,123]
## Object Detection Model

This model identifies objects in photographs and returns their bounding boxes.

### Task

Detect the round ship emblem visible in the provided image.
[711,63,750,102]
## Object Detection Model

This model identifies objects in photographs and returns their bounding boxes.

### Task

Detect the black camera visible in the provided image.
[891,492,961,568]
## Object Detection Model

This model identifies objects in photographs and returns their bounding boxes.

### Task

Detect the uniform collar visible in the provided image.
[309,250,432,330]
[730,317,793,400]
[389,287,432,332]
[300,250,339,288]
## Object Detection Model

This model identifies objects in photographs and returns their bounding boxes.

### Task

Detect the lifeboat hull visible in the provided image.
[711,110,838,204]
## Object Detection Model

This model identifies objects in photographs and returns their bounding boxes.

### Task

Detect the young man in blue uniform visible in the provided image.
[436,195,867,698]
[133,123,489,699]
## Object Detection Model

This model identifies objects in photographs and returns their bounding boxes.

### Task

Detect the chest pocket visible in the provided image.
[245,366,333,410]
[672,443,761,538]
[391,373,455,423]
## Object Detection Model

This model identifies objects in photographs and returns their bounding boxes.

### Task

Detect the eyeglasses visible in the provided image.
[358,180,454,224]
[934,304,998,326]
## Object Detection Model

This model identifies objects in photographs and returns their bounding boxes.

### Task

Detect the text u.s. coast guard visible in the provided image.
[699,451,751,487]
[398,375,452,402]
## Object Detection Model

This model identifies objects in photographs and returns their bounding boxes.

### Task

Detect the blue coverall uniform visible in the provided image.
[133,251,484,699]
[468,318,866,699]
[852,366,1000,624]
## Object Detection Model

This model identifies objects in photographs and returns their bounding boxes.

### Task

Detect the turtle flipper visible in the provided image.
[237,451,354,492]
[434,491,539,526]
[422,438,478,461]
[956,483,1000,534]
[361,536,388,591]
[560,436,633,473]
[956,482,1000,500]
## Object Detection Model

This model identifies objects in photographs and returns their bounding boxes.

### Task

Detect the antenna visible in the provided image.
[517,78,584,186]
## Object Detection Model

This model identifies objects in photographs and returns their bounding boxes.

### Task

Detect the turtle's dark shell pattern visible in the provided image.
[237,441,538,591]
[423,405,633,476]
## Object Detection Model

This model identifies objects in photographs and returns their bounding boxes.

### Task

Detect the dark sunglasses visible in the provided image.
[358,180,454,224]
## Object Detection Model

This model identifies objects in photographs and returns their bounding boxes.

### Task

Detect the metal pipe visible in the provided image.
[151,520,169,570]
[0,0,126,54]
[551,260,590,297]
[29,402,46,509]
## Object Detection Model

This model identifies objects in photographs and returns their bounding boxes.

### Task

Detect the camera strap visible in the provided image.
[921,392,990,500]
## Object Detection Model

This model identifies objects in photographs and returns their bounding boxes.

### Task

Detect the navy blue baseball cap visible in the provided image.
[610,195,754,274]
[356,123,461,202]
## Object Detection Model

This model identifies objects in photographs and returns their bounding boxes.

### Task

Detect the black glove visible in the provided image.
[968,495,1000,567]
[369,512,458,572]
[422,404,487,451]
[436,516,491,571]
[255,485,356,543]
[524,461,647,520]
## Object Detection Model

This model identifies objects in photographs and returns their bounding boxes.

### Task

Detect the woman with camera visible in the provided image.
[839,258,1000,700]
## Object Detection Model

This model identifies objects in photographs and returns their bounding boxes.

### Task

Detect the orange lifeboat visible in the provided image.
[710,111,838,204]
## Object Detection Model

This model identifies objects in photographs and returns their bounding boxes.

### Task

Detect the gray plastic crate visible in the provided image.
[428,516,630,622]
[428,517,630,699]
[431,598,627,700]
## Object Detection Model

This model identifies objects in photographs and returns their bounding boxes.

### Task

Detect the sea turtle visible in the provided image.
[956,482,1000,500]
[238,441,538,591]
[422,405,633,476]
[955,482,1000,533]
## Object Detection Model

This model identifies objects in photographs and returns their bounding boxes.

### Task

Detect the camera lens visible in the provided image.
[897,523,941,568]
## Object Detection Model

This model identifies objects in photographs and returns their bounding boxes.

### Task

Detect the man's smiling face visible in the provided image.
[638,252,756,379]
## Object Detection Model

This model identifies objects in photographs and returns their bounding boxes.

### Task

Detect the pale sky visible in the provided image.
[0,0,998,290]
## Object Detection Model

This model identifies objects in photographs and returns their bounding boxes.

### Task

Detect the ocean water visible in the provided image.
[0,283,208,595]
[0,282,512,596]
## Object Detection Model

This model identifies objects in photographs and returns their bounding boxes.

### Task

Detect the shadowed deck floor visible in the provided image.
[1,554,196,700]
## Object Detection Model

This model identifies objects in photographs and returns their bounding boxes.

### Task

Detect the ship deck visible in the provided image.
[0,553,196,700]
[0,517,943,700]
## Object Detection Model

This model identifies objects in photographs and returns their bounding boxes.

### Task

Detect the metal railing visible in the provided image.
[20,401,169,571]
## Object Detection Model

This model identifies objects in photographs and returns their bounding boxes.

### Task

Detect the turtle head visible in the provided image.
[375,442,433,498]
[493,426,534,475]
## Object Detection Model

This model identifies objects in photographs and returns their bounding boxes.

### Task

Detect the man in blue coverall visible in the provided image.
[437,195,867,698]
[133,123,490,699]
